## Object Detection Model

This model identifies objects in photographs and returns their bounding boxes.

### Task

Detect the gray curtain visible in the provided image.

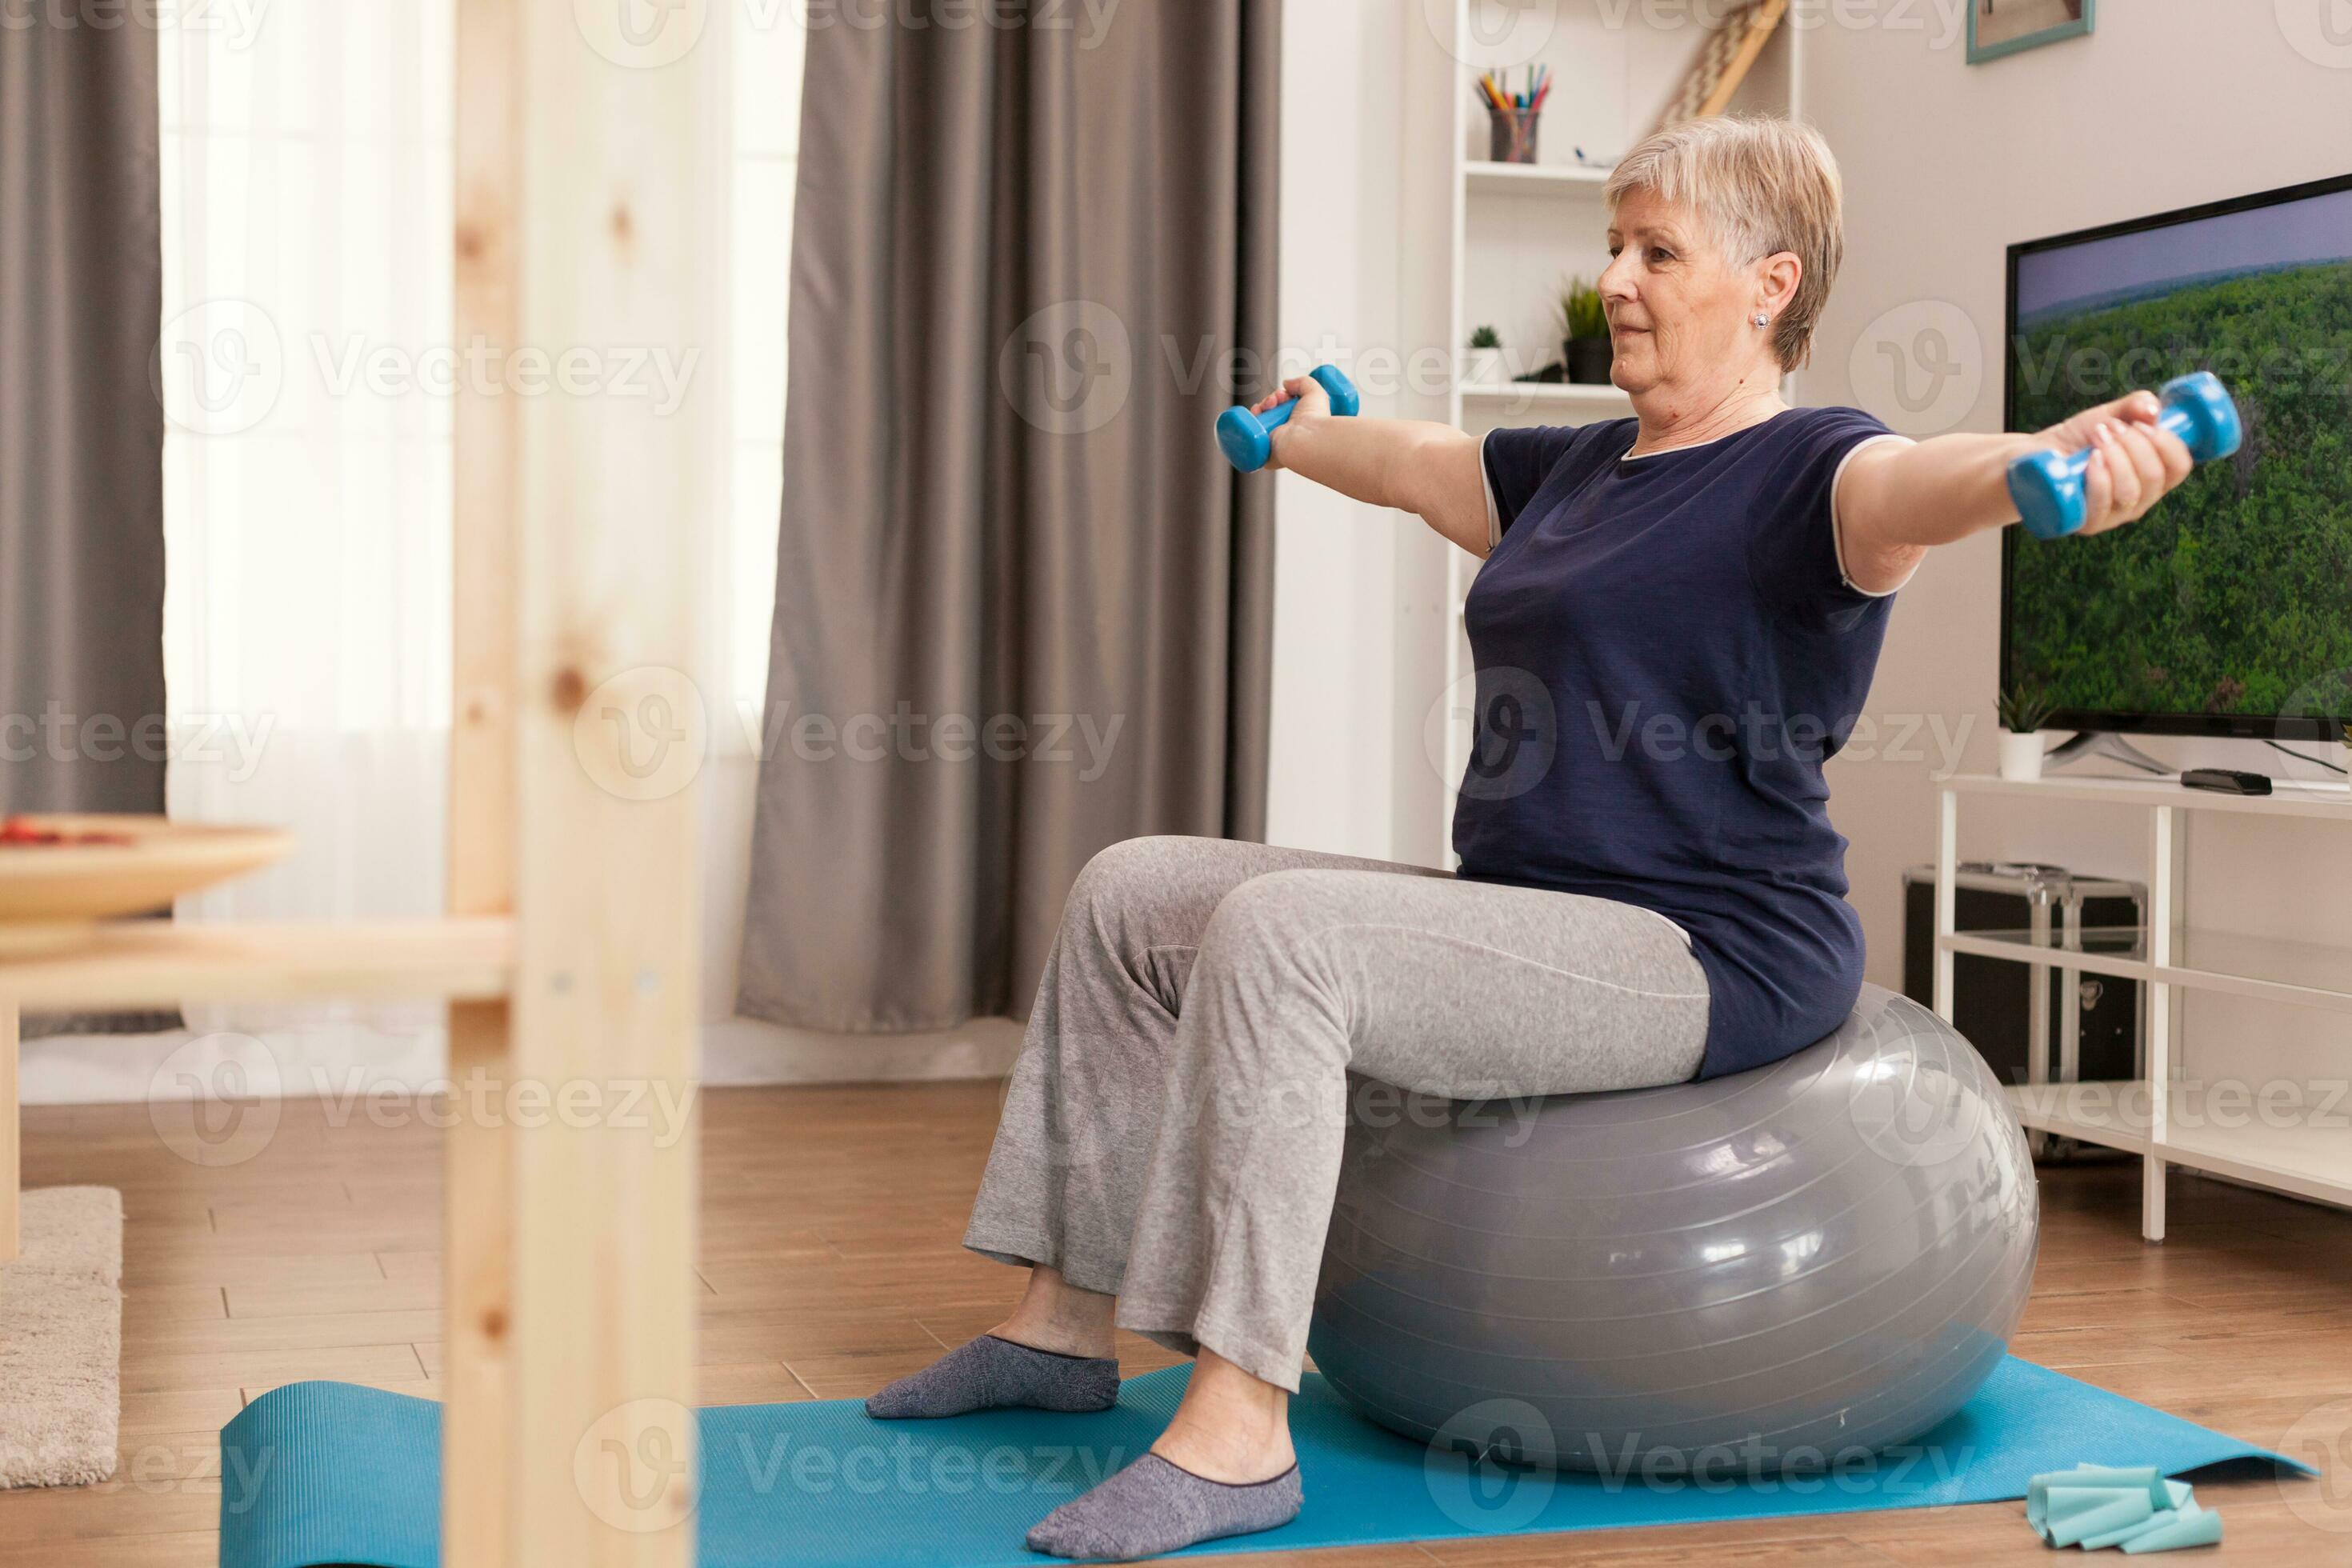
[2,14,171,1034]
[738,2,1281,1031]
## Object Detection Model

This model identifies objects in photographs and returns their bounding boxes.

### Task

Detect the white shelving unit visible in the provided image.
[1933,773,2352,1241]
[1456,381,1635,414]
[1462,162,1613,198]
[1435,0,1799,856]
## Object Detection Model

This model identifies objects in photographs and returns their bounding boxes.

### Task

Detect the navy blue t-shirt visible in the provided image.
[1457,406,1905,1079]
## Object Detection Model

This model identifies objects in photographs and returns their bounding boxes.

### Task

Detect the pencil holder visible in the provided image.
[1486,106,1540,164]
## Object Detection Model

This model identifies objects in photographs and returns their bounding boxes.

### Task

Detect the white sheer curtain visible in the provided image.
[150,5,799,1051]
[158,2,455,929]
[726,8,802,724]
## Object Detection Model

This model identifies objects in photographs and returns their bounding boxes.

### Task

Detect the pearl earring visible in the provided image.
[1753,313,1771,328]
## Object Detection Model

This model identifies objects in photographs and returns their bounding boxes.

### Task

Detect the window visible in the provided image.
[157,5,806,925]
[728,10,806,727]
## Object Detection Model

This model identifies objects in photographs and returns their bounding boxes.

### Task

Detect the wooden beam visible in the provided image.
[445,0,522,1554]
[446,0,706,1562]
[442,999,515,1563]
[0,919,512,1011]
[1,1000,17,1263]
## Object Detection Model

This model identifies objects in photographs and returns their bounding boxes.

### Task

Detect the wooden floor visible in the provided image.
[6,1079,2349,1566]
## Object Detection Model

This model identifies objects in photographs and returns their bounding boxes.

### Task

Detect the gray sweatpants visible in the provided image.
[963,835,1710,1392]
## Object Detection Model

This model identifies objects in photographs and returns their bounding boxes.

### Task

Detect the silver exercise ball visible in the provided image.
[1307,984,2038,1472]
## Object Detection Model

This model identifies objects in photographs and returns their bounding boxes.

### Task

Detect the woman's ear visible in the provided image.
[1757,251,1802,320]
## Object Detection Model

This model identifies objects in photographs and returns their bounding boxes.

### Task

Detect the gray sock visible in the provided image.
[862,1334,1119,1419]
[1025,1452,1302,1562]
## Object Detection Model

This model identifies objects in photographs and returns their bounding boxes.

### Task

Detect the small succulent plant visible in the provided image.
[1997,678,2058,734]
[1470,325,1502,350]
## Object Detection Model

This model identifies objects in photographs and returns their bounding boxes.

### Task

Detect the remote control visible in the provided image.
[2180,768,2273,796]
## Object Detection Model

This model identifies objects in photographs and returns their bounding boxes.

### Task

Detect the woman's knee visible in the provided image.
[1057,838,1228,993]
[1065,835,1198,922]
[1198,869,1350,958]
[1178,882,1355,1130]
[1191,871,1359,1048]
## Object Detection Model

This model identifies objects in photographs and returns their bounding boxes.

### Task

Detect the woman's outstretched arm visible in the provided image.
[1834,390,2197,593]
[1254,375,1492,558]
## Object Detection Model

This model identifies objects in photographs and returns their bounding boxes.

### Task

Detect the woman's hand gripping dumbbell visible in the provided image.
[2008,371,2242,540]
[1217,365,1362,472]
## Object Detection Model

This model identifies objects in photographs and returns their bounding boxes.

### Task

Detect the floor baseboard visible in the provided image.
[20,1016,1025,1106]
[700,1014,1024,1086]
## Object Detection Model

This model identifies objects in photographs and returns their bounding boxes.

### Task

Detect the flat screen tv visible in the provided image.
[2002,173,2352,744]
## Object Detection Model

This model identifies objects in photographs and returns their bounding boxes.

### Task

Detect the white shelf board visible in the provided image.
[1942,926,2352,1014]
[1458,381,1630,414]
[0,918,515,1010]
[2006,1080,2153,1156]
[2004,1082,2352,1206]
[1943,930,2150,986]
[1945,771,2352,822]
[1463,162,1612,198]
[2158,1109,2352,1210]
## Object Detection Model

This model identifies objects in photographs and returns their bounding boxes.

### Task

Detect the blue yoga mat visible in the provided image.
[218,1358,2303,1568]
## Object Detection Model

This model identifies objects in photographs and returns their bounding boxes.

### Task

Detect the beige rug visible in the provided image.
[0,1187,123,1489]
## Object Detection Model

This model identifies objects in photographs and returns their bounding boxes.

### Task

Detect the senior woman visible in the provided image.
[867,116,2198,1562]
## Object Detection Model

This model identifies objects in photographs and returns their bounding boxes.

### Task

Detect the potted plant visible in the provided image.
[1996,679,2058,782]
[1466,325,1504,387]
[1559,277,1611,384]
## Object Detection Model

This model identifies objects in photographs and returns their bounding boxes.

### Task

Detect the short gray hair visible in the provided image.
[1603,116,1843,372]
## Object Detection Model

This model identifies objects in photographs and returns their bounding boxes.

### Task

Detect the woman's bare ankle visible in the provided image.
[1150,1415,1294,1485]
[1150,1350,1294,1483]
[988,1317,1116,1360]
[992,1266,1117,1360]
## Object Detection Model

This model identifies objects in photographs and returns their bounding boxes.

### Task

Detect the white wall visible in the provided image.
[1262,0,1801,870]
[1266,0,1458,866]
[1270,0,2352,1094]
[1802,2,2352,1086]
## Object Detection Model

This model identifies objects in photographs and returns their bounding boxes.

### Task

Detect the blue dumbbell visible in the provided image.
[2007,371,2242,541]
[1217,364,1362,472]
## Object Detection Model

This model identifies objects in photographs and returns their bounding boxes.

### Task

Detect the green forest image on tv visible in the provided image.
[2007,245,2352,730]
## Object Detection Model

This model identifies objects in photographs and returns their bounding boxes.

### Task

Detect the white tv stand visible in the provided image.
[2044,730,2171,775]
[1934,772,2352,1242]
